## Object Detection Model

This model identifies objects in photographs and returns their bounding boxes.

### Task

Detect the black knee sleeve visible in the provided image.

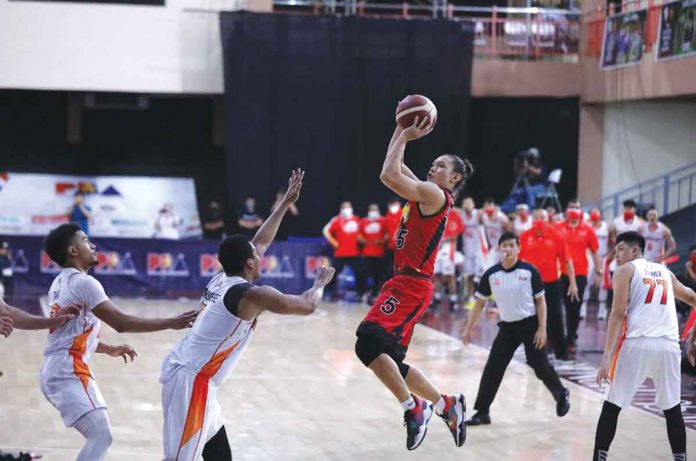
[203,426,232,461]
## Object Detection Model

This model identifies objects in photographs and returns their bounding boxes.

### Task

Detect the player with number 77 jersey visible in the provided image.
[353,116,474,452]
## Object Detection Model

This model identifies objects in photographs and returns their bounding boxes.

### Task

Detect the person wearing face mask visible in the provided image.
[238,196,264,240]
[323,201,362,300]
[383,199,403,281]
[637,207,677,264]
[480,198,511,269]
[360,204,389,305]
[556,200,601,355]
[609,199,643,244]
[459,197,489,308]
[433,208,466,311]
[584,208,610,320]
[513,203,532,235]
[462,232,569,426]
[519,208,578,361]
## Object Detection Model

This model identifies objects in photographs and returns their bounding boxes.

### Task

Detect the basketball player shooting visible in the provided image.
[160,169,336,461]
[354,106,473,451]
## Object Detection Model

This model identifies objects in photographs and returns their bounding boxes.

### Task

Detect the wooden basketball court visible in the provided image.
[0,298,693,460]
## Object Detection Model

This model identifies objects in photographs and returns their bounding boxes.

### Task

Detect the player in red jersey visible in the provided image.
[354,117,473,451]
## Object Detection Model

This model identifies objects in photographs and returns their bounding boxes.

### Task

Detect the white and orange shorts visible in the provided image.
[604,337,681,410]
[40,354,107,427]
[161,366,225,461]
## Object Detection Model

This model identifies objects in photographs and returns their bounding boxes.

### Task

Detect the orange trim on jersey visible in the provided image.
[176,341,241,459]
[609,318,628,380]
[69,325,96,408]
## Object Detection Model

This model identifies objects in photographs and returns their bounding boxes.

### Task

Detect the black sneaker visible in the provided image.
[466,411,491,426]
[556,389,570,417]
[404,396,434,450]
[439,394,467,447]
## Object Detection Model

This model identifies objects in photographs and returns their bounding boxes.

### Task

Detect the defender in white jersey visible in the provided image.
[593,231,696,461]
[459,197,488,303]
[512,203,532,235]
[161,169,335,461]
[638,207,677,263]
[480,199,510,269]
[608,199,642,243]
[40,224,198,461]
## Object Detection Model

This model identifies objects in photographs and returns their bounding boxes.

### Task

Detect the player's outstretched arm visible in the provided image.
[96,342,137,363]
[379,118,444,209]
[0,297,79,330]
[597,263,633,385]
[239,266,335,317]
[92,300,198,333]
[252,169,304,258]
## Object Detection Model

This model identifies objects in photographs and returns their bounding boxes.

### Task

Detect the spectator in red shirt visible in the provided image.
[383,198,402,280]
[519,208,578,360]
[556,200,601,353]
[359,203,388,304]
[323,201,362,299]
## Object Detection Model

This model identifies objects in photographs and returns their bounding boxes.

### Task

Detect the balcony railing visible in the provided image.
[273,0,581,61]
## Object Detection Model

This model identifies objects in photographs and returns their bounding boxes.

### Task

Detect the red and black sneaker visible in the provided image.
[439,394,467,447]
[403,395,434,451]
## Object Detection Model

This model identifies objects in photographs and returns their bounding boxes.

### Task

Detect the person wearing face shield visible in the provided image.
[359,204,389,305]
[555,200,601,355]
[323,201,362,301]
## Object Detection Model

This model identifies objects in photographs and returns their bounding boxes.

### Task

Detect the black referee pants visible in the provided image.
[473,315,566,414]
[544,281,568,360]
[561,274,588,346]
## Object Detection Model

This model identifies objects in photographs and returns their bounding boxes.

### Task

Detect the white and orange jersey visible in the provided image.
[612,216,642,234]
[513,216,532,235]
[624,258,679,340]
[638,222,668,262]
[44,268,108,361]
[592,221,609,256]
[161,273,256,387]
[460,209,488,257]
[481,210,508,249]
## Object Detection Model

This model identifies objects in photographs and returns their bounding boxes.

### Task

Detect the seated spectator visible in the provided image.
[67,192,92,234]
[238,196,263,239]
[154,203,181,240]
[202,201,226,240]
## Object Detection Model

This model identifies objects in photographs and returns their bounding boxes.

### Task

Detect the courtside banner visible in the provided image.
[656,0,696,61]
[0,172,201,238]
[600,9,648,70]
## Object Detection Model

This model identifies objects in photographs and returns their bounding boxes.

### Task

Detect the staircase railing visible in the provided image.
[587,162,696,221]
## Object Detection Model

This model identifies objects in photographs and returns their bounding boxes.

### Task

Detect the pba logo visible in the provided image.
[8,248,29,274]
[40,251,61,274]
[199,254,221,277]
[304,256,331,279]
[95,251,137,276]
[260,255,294,279]
[147,252,189,277]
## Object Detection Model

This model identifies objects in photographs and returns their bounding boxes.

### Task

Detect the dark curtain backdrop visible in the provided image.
[221,12,474,236]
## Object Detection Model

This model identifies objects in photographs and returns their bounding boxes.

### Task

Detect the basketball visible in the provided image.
[395,95,437,129]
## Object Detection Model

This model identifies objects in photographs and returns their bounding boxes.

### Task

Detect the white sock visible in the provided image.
[401,396,417,411]
[74,408,113,461]
[435,395,446,415]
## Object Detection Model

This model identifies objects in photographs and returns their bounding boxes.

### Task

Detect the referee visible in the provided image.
[462,232,570,425]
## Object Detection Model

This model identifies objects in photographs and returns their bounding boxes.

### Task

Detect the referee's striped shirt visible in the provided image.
[475,261,545,323]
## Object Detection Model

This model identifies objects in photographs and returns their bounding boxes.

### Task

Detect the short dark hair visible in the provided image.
[483,197,495,205]
[498,232,519,246]
[616,231,645,253]
[622,199,637,208]
[44,223,82,267]
[218,234,254,275]
[647,206,657,212]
